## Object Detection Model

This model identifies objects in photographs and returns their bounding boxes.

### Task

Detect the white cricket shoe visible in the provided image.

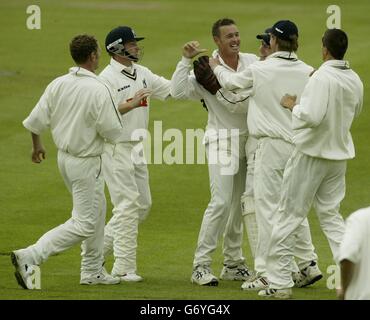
[113,272,143,282]
[11,251,41,290]
[191,265,219,286]
[80,271,120,285]
[293,261,323,288]
[241,276,269,291]
[220,264,254,281]
[258,288,292,299]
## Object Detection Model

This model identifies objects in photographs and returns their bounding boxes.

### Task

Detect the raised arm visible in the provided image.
[170,41,206,100]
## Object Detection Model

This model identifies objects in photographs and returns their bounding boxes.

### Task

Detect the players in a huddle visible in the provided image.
[12,19,364,300]
[209,20,322,298]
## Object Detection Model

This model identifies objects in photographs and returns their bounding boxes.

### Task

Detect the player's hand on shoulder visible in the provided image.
[280,94,297,111]
[182,41,207,59]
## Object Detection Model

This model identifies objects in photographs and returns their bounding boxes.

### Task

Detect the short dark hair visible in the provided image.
[212,18,236,37]
[322,29,348,59]
[69,34,98,64]
[275,35,299,52]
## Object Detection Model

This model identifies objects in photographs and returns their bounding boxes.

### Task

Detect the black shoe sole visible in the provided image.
[11,252,28,289]
[204,279,219,286]
[301,274,323,288]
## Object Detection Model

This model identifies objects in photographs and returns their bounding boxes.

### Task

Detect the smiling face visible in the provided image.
[213,24,240,56]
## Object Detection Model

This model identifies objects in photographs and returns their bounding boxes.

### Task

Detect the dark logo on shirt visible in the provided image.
[118,85,130,92]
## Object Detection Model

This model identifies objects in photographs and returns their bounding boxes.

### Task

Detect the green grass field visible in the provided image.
[0,0,369,301]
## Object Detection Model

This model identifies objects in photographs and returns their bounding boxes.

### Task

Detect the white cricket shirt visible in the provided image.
[213,51,313,143]
[171,50,258,143]
[99,58,171,142]
[339,207,370,300]
[23,67,123,157]
[292,60,363,160]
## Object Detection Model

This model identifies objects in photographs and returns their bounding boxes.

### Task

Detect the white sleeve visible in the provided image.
[354,79,364,118]
[292,74,329,129]
[96,87,123,144]
[339,213,363,264]
[98,74,121,106]
[215,88,251,113]
[22,85,52,134]
[149,71,171,101]
[213,64,254,91]
[170,56,201,100]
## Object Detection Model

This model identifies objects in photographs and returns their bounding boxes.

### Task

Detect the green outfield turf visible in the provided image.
[0,0,369,301]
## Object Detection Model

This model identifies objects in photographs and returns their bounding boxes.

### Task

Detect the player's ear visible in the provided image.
[213,35,220,46]
[322,46,329,60]
[90,50,98,63]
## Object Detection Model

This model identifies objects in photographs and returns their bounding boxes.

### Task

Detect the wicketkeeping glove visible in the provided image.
[193,56,221,95]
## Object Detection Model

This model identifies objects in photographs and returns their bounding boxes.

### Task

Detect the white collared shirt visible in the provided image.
[292,60,363,160]
[23,67,123,157]
[99,58,171,142]
[213,51,313,143]
[170,50,258,143]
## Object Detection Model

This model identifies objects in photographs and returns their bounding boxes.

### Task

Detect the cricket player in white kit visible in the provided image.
[210,20,320,291]
[214,29,273,259]
[99,26,171,282]
[11,34,124,289]
[265,29,363,299]
[171,18,258,286]
[339,207,370,300]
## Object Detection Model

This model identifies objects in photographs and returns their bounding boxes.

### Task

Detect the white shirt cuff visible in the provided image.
[181,56,192,65]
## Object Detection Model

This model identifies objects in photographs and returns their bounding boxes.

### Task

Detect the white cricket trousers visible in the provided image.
[241,137,258,258]
[18,150,106,277]
[254,138,318,277]
[243,136,258,199]
[193,135,247,267]
[102,141,151,275]
[268,149,346,289]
